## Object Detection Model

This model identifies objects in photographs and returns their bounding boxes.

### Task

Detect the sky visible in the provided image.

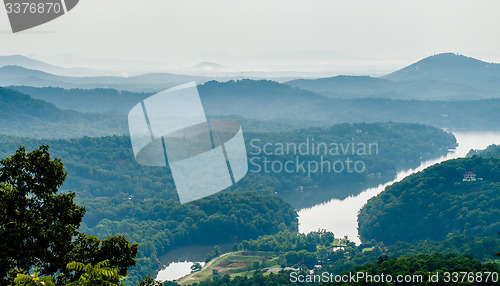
[1,0,500,75]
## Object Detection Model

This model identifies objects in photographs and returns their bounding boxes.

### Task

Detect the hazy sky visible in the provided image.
[1,0,500,74]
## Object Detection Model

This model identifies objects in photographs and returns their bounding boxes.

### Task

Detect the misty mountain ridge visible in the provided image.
[0,65,212,92]
[0,87,126,138]
[2,53,500,135]
[287,53,500,100]
[197,79,500,131]
[3,52,500,99]
[0,55,116,77]
[9,86,151,114]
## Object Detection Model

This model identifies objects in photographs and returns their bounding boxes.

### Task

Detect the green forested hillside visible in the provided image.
[246,122,456,196]
[358,156,500,244]
[0,122,455,201]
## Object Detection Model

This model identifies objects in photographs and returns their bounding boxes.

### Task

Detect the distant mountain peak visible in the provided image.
[383,53,499,82]
[190,61,226,71]
[414,53,486,65]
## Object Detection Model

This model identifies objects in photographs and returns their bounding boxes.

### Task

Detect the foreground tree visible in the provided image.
[68,233,138,278]
[0,146,138,285]
[66,260,121,286]
[0,146,85,281]
[13,270,56,286]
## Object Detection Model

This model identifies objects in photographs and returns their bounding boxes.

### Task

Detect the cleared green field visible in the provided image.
[179,251,283,285]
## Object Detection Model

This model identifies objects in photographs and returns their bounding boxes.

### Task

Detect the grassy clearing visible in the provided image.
[179,251,282,285]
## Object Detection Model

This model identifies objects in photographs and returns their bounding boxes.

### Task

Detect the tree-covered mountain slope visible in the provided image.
[358,155,500,244]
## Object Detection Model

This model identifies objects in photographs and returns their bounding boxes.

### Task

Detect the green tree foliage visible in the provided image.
[388,235,500,262]
[358,156,500,244]
[12,270,56,286]
[0,146,85,280]
[190,263,202,273]
[238,230,336,253]
[0,146,138,285]
[205,246,222,263]
[66,260,121,286]
[68,233,138,277]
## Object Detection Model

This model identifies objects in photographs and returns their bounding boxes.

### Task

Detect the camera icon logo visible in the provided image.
[128,82,248,203]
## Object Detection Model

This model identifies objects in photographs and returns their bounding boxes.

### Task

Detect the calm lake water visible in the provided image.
[156,131,500,281]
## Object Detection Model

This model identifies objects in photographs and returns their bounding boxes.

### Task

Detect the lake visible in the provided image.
[156,131,500,281]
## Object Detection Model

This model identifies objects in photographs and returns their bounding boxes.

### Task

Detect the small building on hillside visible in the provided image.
[463,171,482,182]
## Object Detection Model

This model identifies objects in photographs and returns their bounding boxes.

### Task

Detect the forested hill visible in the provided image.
[358,155,500,244]
[0,87,126,137]
[468,144,500,158]
[0,122,456,202]
[246,122,456,209]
